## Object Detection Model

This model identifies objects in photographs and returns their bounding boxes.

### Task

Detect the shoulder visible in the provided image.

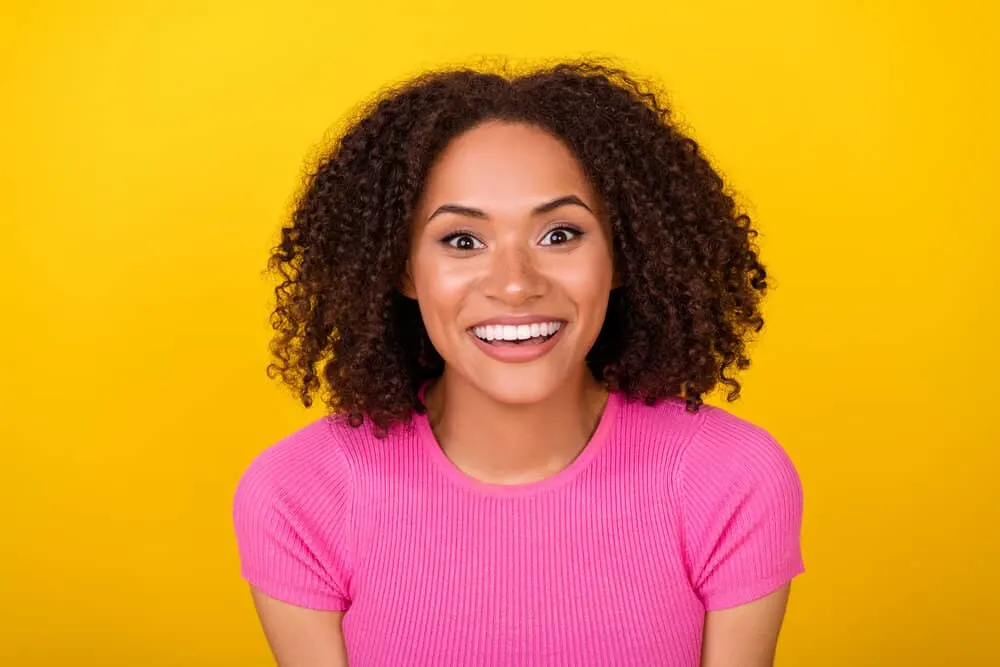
[232,414,388,609]
[233,413,417,513]
[679,403,801,498]
[235,416,351,503]
[643,402,807,609]
[233,414,396,515]
[617,394,801,497]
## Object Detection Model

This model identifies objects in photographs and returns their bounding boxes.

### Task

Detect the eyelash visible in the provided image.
[440,225,584,250]
[540,225,584,246]
[440,229,484,250]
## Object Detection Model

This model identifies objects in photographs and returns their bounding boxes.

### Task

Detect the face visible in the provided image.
[405,121,615,405]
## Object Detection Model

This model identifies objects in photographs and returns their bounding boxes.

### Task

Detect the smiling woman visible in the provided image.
[403,121,615,406]
[233,61,804,667]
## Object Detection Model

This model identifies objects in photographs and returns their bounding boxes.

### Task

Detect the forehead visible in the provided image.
[416,121,596,213]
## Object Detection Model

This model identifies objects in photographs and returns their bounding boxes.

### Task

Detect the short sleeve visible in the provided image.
[678,410,804,611]
[232,421,354,611]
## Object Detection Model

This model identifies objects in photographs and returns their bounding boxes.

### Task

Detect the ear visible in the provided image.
[399,260,417,299]
[610,250,623,289]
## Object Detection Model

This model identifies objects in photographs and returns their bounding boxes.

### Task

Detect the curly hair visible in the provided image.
[266,60,768,433]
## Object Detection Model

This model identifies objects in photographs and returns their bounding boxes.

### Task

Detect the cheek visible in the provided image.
[412,257,478,328]
[554,251,614,316]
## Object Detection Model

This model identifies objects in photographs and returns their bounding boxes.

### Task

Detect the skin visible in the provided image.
[404,120,614,484]
[250,121,792,666]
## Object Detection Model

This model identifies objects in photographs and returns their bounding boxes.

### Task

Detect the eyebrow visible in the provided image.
[426,195,594,222]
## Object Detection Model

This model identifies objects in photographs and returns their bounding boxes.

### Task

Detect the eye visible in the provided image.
[539,226,582,246]
[442,232,485,251]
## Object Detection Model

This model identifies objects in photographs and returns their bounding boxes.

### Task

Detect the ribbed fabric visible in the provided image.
[233,392,804,666]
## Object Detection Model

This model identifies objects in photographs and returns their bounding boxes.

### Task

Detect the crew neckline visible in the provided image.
[414,383,621,498]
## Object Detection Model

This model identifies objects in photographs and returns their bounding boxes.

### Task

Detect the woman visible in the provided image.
[233,61,804,666]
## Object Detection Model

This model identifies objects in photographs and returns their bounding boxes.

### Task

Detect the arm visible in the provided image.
[700,584,791,667]
[251,587,349,667]
[233,426,357,666]
[677,414,805,667]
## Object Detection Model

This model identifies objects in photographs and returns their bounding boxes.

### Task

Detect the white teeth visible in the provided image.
[471,321,564,342]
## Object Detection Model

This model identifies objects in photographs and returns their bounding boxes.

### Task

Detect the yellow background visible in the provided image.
[2,1,997,664]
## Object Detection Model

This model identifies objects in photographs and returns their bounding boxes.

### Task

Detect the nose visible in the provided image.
[481,243,547,306]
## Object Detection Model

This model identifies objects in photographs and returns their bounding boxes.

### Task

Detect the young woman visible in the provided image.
[233,61,805,666]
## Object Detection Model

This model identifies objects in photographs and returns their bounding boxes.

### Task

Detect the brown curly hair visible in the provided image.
[267,60,768,433]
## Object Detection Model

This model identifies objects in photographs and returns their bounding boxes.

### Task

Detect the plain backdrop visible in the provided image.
[2,1,997,665]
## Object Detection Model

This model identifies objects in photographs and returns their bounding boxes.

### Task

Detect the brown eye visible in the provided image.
[442,233,485,250]
[540,227,582,246]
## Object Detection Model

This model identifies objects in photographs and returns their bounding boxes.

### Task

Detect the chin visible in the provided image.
[484,383,559,406]
[459,363,577,407]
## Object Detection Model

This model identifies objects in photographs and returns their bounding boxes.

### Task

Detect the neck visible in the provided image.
[424,368,609,485]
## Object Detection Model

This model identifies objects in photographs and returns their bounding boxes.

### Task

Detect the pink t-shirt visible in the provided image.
[233,392,804,666]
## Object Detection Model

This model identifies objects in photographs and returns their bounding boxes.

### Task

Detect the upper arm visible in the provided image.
[233,424,355,605]
[233,425,357,664]
[679,415,805,610]
[677,414,805,664]
[251,587,349,667]
[700,584,791,667]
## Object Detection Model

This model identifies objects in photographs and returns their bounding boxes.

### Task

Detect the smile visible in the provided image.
[466,319,567,363]
[470,321,563,344]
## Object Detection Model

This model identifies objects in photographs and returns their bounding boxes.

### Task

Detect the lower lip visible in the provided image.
[468,327,565,363]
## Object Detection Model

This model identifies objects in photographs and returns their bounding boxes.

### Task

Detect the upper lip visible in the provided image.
[468,315,566,328]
